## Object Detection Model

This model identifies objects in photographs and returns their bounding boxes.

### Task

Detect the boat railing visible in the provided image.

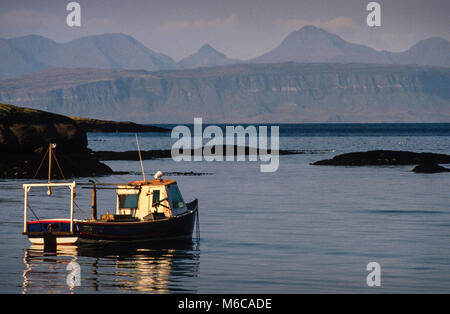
[23,182,76,233]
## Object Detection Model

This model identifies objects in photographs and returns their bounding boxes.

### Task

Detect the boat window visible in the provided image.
[168,185,184,209]
[152,190,160,205]
[119,194,139,209]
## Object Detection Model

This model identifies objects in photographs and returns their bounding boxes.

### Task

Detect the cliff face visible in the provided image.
[1,63,449,123]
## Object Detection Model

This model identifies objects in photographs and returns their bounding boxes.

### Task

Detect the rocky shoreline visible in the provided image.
[0,103,113,179]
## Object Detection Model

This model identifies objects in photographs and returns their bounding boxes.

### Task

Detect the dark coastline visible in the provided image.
[71,116,170,133]
[0,103,114,179]
[92,146,303,161]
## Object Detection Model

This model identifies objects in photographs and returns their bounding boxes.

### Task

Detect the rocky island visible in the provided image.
[312,150,450,173]
[93,146,301,161]
[312,150,450,166]
[0,103,113,179]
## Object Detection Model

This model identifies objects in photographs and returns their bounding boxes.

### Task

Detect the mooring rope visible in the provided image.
[32,148,49,179]
[32,146,66,180]
[73,200,89,220]
[51,149,66,180]
[195,202,200,242]
[27,203,41,223]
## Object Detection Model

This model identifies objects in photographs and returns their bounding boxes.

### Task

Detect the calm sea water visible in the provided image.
[1,123,450,293]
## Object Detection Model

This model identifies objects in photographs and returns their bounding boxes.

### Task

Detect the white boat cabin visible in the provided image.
[115,179,188,220]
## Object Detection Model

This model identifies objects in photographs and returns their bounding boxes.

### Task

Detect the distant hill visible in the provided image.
[1,63,449,123]
[0,33,178,79]
[251,26,450,67]
[0,38,50,79]
[178,44,239,69]
[252,26,390,64]
[391,37,450,67]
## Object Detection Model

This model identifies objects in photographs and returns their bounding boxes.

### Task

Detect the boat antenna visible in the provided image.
[47,143,56,196]
[135,133,146,181]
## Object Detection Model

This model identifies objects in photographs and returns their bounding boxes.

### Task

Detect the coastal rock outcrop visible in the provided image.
[1,151,113,179]
[0,103,87,153]
[0,103,113,179]
[312,150,450,166]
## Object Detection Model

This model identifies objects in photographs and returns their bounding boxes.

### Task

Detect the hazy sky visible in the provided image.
[1,0,449,61]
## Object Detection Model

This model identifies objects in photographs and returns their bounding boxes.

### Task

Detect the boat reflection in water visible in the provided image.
[22,240,200,293]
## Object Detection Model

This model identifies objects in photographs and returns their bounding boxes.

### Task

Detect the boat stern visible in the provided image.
[24,219,79,245]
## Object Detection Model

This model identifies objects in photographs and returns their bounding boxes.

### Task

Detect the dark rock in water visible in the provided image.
[93,149,171,160]
[93,146,302,161]
[114,170,213,176]
[164,171,213,176]
[412,163,450,173]
[70,116,169,133]
[0,103,113,179]
[312,150,450,166]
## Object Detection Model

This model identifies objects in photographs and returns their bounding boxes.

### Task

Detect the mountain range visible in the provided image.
[0,33,178,79]
[1,26,449,79]
[1,26,449,123]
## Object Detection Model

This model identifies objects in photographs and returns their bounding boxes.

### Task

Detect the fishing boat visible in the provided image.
[22,144,199,247]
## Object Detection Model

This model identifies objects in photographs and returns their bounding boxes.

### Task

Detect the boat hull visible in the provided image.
[25,206,198,245]
[77,209,197,244]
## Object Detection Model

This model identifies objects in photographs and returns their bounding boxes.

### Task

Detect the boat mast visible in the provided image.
[135,133,146,181]
[47,143,56,195]
[89,180,97,220]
